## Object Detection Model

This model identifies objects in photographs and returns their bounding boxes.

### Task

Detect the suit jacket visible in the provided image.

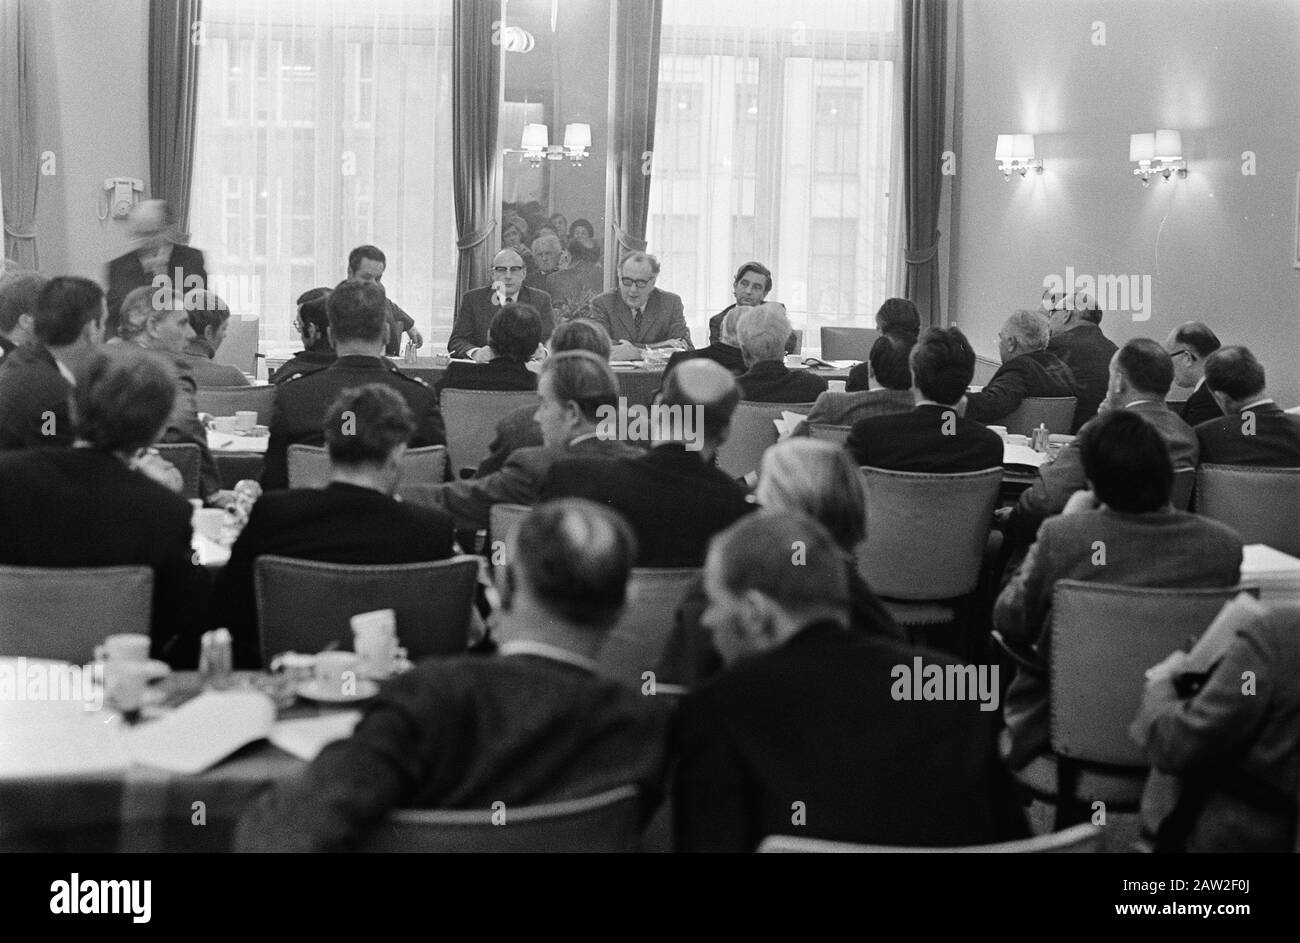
[448,285,554,359]
[707,304,798,353]
[1177,381,1224,428]
[673,623,1028,851]
[589,288,692,349]
[540,443,755,567]
[154,353,222,500]
[848,404,1004,474]
[964,349,1079,424]
[474,404,544,477]
[182,338,250,389]
[427,434,643,531]
[0,447,211,667]
[995,508,1242,768]
[664,342,745,377]
[0,342,73,450]
[269,347,336,384]
[1195,402,1300,467]
[213,482,456,669]
[736,360,827,404]
[332,279,414,356]
[795,388,914,435]
[235,652,671,852]
[1046,323,1117,432]
[261,355,445,490]
[433,357,537,400]
[105,244,207,335]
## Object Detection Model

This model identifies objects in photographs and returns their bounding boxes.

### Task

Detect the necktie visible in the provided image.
[632,307,643,337]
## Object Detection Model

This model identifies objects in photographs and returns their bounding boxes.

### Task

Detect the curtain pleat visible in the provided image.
[611,0,663,261]
[149,0,204,240]
[901,0,947,329]
[452,0,501,301]
[0,0,39,269]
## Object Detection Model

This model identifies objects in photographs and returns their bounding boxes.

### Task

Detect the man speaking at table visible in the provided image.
[590,252,692,362]
[448,249,554,361]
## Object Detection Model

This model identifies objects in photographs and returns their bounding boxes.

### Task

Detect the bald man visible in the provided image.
[448,249,554,361]
[105,200,207,337]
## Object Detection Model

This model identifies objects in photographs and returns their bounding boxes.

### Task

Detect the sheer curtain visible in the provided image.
[189,0,455,358]
[646,0,903,350]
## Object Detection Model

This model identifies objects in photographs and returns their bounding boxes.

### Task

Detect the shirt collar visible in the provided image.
[497,640,599,673]
[52,354,77,388]
[1192,375,1206,393]
[1241,398,1275,411]
[568,431,600,446]
[915,398,954,409]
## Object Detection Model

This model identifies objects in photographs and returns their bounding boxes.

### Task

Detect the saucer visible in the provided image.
[96,659,171,682]
[296,679,379,703]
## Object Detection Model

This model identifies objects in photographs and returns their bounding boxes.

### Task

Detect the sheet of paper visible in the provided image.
[124,690,274,774]
[206,431,269,454]
[1002,443,1048,468]
[773,411,809,439]
[1182,592,1267,674]
[1240,543,1300,575]
[268,712,362,762]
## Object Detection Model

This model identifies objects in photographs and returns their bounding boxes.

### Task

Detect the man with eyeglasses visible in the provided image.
[1042,289,1117,432]
[448,248,554,362]
[270,287,336,384]
[1163,321,1224,427]
[590,252,692,361]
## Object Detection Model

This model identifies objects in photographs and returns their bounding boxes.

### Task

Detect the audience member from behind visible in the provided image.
[0,271,46,359]
[1164,321,1224,427]
[964,309,1078,425]
[735,302,827,403]
[215,384,456,668]
[995,410,1242,769]
[847,326,1002,473]
[0,276,106,450]
[181,289,251,387]
[801,332,914,433]
[344,245,420,356]
[434,303,541,399]
[1044,291,1117,431]
[1195,346,1300,466]
[673,511,1027,852]
[665,300,747,378]
[235,499,671,852]
[0,347,210,667]
[873,296,921,343]
[270,288,335,383]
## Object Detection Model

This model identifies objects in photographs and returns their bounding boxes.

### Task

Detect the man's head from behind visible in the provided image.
[184,289,232,353]
[35,277,107,349]
[327,280,388,351]
[703,511,850,666]
[658,358,740,454]
[719,304,748,348]
[322,384,415,494]
[1203,345,1267,413]
[867,332,914,391]
[909,326,975,406]
[998,309,1050,363]
[487,303,542,361]
[1165,321,1221,389]
[535,349,619,450]
[74,347,178,455]
[549,317,612,359]
[1078,409,1173,514]
[0,272,48,345]
[736,301,791,367]
[296,287,333,350]
[875,297,921,341]
[1106,338,1174,408]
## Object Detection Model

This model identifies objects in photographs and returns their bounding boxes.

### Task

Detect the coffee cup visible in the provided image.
[313,651,361,696]
[212,416,239,435]
[94,633,151,664]
[352,610,397,678]
[234,411,258,432]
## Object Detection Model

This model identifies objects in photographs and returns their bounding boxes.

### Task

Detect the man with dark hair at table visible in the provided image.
[1043,291,1117,431]
[964,309,1078,425]
[707,261,772,345]
[1164,321,1224,427]
[344,245,421,357]
[270,288,335,383]
[673,511,1027,852]
[434,303,541,399]
[216,384,456,668]
[873,296,922,344]
[0,276,107,450]
[540,359,752,567]
[235,498,671,852]
[590,251,692,362]
[0,271,46,360]
[261,280,444,490]
[995,410,1242,769]
[105,200,207,336]
[665,302,747,378]
[735,302,827,403]
[799,332,915,433]
[448,248,554,361]
[1195,346,1300,466]
[847,326,1002,473]
[181,289,251,388]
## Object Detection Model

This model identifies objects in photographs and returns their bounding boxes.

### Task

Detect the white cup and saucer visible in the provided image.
[295,651,379,703]
[350,609,410,681]
[92,633,170,714]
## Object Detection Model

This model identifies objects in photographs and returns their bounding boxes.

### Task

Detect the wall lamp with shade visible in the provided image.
[995,134,1043,180]
[508,122,593,168]
[1130,130,1187,186]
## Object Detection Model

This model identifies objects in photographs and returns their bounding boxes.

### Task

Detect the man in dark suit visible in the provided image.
[995,411,1243,769]
[104,200,206,336]
[590,251,692,361]
[270,288,336,383]
[0,277,107,450]
[344,245,421,357]
[1164,321,1224,427]
[540,359,753,567]
[674,512,1028,851]
[1044,291,1117,431]
[216,385,457,668]
[180,290,251,388]
[0,347,211,668]
[797,332,915,433]
[734,303,827,403]
[0,271,44,361]
[1195,346,1300,466]
[433,304,540,400]
[234,499,671,852]
[448,249,554,360]
[964,309,1078,425]
[261,280,445,490]
[848,326,1003,473]
[665,303,746,378]
[706,261,772,345]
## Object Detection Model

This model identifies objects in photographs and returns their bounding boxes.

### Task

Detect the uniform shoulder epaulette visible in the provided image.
[284,363,328,383]
[387,362,430,387]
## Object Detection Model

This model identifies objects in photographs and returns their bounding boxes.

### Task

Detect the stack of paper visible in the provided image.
[1239,543,1300,601]
[124,691,275,774]
[1002,443,1048,469]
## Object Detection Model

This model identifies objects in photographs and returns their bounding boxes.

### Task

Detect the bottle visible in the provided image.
[199,628,233,689]
[1032,423,1050,452]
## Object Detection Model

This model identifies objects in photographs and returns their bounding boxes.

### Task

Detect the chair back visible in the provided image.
[807,423,852,445]
[1050,580,1244,766]
[212,316,259,376]
[359,785,641,852]
[857,466,1002,599]
[1171,467,1195,511]
[819,326,880,361]
[287,445,448,489]
[1000,397,1077,436]
[253,555,479,663]
[716,401,815,479]
[0,566,153,662]
[596,567,700,687]
[195,385,277,423]
[1196,464,1300,555]
[153,443,202,500]
[758,823,1102,853]
[441,390,541,479]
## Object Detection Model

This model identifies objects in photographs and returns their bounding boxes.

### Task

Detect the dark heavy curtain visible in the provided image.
[453,0,501,301]
[1,0,38,268]
[149,0,203,240]
[610,0,662,261]
[901,0,947,328]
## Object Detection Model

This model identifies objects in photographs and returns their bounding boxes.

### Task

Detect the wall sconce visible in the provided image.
[995,133,1043,180]
[1130,129,1187,186]
[508,122,593,168]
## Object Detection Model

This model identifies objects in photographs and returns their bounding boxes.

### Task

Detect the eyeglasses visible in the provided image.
[492,265,525,275]
[620,276,653,289]
[292,319,304,332]
[1169,348,1193,361]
